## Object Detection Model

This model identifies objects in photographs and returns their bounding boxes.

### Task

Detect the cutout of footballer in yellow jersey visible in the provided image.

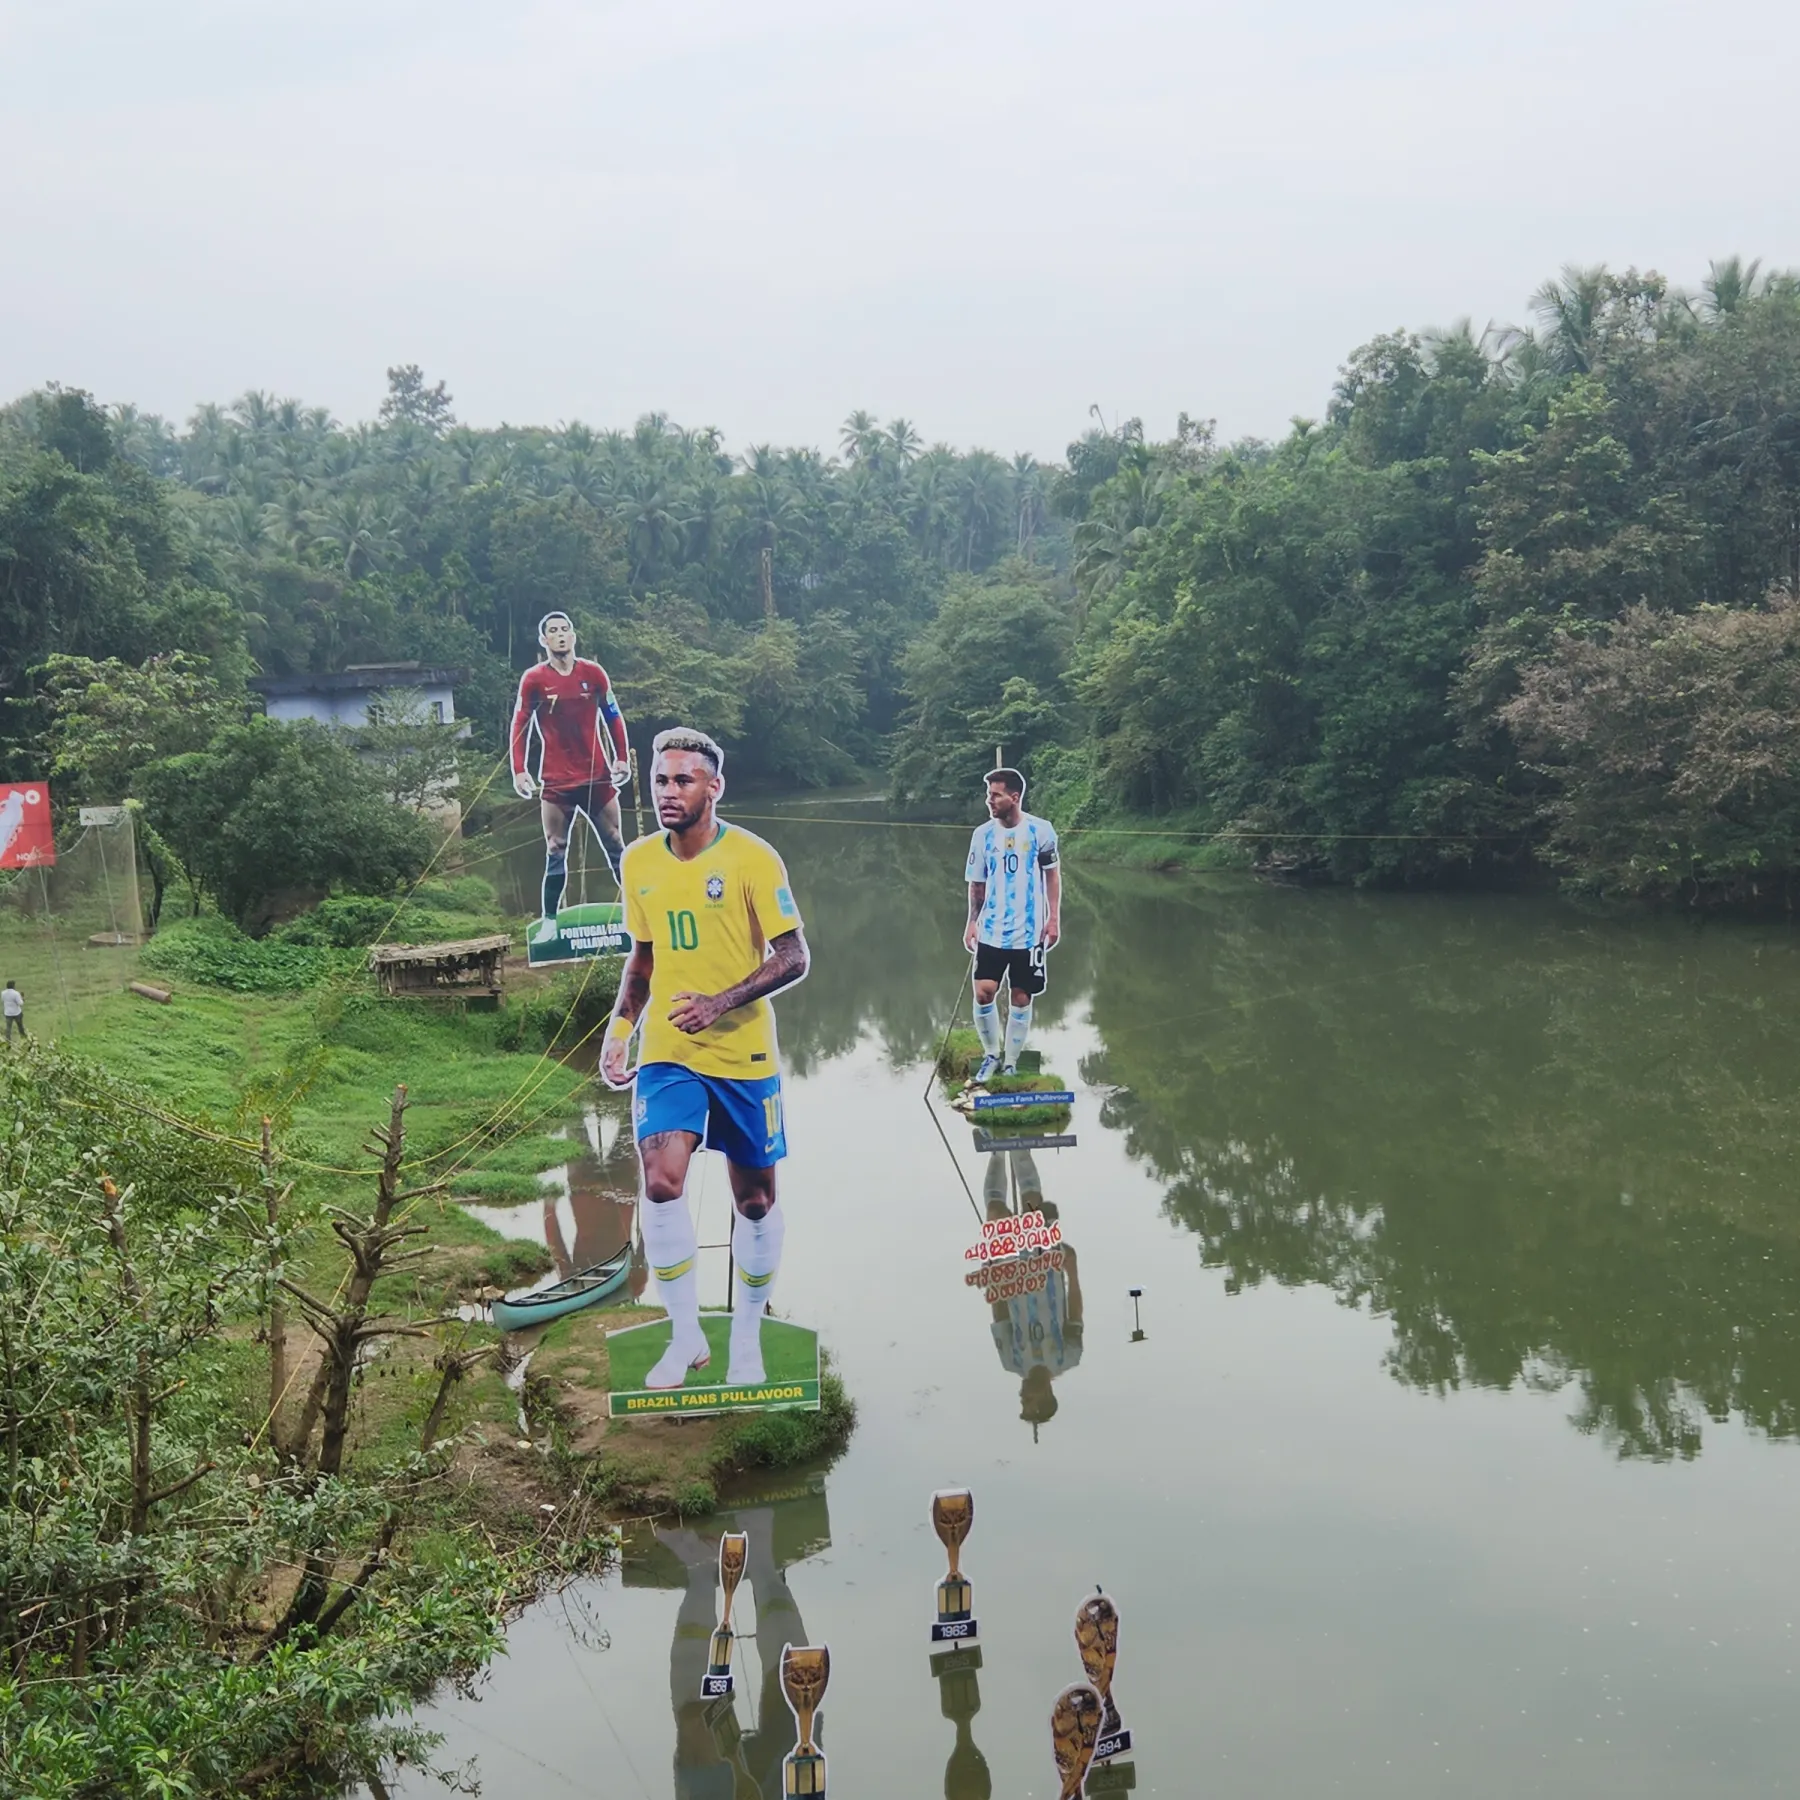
[601,728,810,1393]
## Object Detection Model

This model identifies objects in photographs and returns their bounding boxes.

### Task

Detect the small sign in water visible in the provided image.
[971,1090,1075,1111]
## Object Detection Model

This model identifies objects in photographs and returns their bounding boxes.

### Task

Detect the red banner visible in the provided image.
[0,782,54,869]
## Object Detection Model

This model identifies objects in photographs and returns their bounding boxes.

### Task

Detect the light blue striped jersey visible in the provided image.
[966,813,1059,950]
[991,1267,1081,1375]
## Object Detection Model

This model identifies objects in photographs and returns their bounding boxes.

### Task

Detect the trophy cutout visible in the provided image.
[780,1642,831,1798]
[1074,1591,1133,1760]
[700,1531,748,1699]
[1050,1682,1104,1800]
[930,1488,979,1644]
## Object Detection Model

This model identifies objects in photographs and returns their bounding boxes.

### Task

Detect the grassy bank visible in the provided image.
[935,1026,1074,1127]
[2,875,859,1796]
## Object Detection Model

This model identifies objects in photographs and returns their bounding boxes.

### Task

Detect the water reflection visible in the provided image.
[929,1646,991,1800]
[972,1142,1084,1439]
[463,1099,647,1307]
[1071,870,1800,1459]
[485,799,1800,1464]
[495,803,1800,1458]
[623,1482,831,1797]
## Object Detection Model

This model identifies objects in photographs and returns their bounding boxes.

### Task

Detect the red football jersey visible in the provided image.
[510,658,629,791]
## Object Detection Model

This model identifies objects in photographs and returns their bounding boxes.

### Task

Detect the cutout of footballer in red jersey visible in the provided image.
[510,612,632,944]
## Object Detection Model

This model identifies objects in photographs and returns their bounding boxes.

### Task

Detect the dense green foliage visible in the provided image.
[0,1046,572,1798]
[8,261,1800,907]
[0,378,1063,790]
[1051,263,1800,900]
[135,720,435,931]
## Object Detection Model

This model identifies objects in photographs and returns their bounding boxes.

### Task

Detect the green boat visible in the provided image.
[490,1241,634,1332]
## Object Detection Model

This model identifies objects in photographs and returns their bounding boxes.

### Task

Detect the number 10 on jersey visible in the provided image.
[666,909,698,949]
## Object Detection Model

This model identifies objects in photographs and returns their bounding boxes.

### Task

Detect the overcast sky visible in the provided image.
[3,0,1795,459]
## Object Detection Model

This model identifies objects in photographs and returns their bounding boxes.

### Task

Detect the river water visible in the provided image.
[382,805,1800,1798]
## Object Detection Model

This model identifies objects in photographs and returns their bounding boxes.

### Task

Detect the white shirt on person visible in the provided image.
[965,813,1058,951]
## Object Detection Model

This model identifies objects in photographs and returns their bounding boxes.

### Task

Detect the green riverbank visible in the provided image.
[0,892,855,1800]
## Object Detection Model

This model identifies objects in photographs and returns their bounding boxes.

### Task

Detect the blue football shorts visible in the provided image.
[632,1063,787,1169]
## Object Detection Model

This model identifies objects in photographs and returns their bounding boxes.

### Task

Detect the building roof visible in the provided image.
[250,664,466,697]
[367,934,511,968]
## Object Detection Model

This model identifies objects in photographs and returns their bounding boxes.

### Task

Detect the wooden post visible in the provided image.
[262,1116,287,1453]
[630,747,645,839]
[995,745,1004,770]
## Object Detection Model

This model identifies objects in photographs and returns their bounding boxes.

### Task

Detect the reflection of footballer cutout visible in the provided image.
[658,1505,816,1798]
[510,611,632,927]
[601,728,810,1391]
[540,1105,650,1301]
[983,1149,1084,1433]
[963,769,1060,1088]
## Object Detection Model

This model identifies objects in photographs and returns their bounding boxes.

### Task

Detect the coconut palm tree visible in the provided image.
[1010,453,1047,555]
[1696,256,1767,321]
[1073,462,1171,614]
[839,410,881,465]
[886,418,922,465]
[210,494,273,560]
[613,466,685,584]
[683,468,731,573]
[735,450,801,619]
[953,450,1010,570]
[1530,265,1613,375]
[905,449,956,562]
[312,494,400,580]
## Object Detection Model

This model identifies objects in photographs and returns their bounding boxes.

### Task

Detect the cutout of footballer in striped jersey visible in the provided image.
[963,768,1060,1091]
[973,1143,1084,1437]
[510,612,632,946]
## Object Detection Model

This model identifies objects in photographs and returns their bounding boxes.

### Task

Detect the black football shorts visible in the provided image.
[973,940,1048,996]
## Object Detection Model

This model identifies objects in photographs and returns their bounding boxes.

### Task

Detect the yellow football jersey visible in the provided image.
[622,822,804,1080]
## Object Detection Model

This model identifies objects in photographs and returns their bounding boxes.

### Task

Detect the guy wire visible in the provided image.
[921,958,983,1222]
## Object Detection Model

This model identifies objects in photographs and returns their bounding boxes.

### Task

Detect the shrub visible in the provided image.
[1503,598,1800,904]
[140,915,352,992]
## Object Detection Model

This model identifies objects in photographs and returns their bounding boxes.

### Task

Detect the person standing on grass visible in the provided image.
[962,768,1060,1087]
[2,978,24,1045]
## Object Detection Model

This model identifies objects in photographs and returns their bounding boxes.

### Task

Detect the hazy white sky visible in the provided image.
[3,0,1795,459]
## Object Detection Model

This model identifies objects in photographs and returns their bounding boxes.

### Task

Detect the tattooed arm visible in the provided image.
[667,930,809,1035]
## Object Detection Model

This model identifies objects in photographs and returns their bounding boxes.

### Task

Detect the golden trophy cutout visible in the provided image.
[780,1642,831,1797]
[1074,1591,1133,1760]
[930,1488,979,1644]
[1051,1681,1104,1799]
[700,1531,748,1699]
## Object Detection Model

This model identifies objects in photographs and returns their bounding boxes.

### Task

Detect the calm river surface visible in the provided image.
[383,804,1800,1798]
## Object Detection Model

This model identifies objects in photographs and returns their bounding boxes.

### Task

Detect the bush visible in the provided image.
[275,881,502,949]
[1503,598,1800,904]
[138,718,436,932]
[495,960,623,1052]
[141,915,352,992]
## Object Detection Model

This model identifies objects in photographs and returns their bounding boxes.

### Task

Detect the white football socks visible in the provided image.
[640,1196,708,1388]
[729,1203,785,1387]
[973,999,1001,1058]
[1003,998,1033,1071]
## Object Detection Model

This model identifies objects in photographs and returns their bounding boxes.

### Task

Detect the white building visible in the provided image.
[251,662,470,826]
[252,662,465,731]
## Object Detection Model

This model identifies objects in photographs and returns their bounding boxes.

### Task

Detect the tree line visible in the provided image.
[5,255,1800,914]
[1020,259,1800,904]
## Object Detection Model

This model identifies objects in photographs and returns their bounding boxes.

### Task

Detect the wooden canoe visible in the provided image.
[490,1242,634,1332]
